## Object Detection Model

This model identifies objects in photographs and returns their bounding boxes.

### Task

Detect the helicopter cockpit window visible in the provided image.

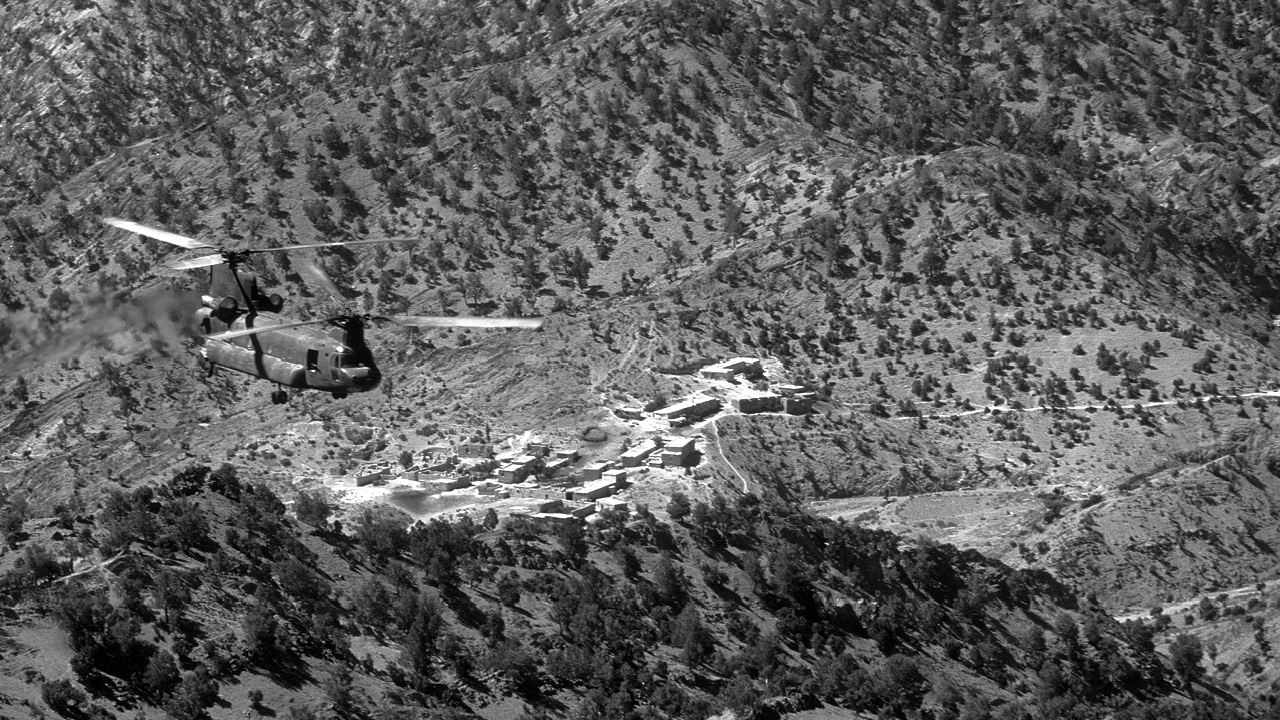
[306,349,319,372]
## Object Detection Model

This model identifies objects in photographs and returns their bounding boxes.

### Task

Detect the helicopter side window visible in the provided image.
[306,349,319,372]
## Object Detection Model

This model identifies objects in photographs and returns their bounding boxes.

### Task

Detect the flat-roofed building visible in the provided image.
[784,392,817,415]
[497,463,531,484]
[597,497,629,516]
[497,454,543,483]
[701,357,763,381]
[581,461,613,482]
[700,366,738,382]
[354,465,389,487]
[655,395,721,427]
[733,393,782,413]
[663,437,696,453]
[426,477,471,491]
[615,406,644,420]
[660,450,687,467]
[568,479,616,502]
[424,458,454,472]
[660,437,697,467]
[602,468,628,487]
[457,442,494,459]
[528,512,577,528]
[509,483,565,501]
[544,457,572,477]
[620,439,660,467]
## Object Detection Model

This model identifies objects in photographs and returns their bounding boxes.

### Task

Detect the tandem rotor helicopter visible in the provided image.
[104,218,542,404]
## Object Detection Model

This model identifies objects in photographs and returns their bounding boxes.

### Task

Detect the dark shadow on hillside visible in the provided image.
[708,582,743,605]
[76,669,139,714]
[520,695,570,716]
[256,653,314,690]
[439,583,487,628]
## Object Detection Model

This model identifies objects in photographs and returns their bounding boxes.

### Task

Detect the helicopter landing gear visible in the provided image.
[270,388,288,405]
[331,390,348,400]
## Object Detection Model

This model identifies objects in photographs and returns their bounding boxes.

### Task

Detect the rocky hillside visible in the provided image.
[3,0,1280,714]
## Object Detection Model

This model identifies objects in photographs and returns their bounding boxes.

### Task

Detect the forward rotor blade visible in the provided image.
[378,315,544,329]
[206,317,334,341]
[104,218,216,251]
[246,237,415,254]
[207,312,543,342]
[166,254,226,270]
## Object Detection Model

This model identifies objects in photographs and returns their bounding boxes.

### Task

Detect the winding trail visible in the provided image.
[56,551,128,584]
[592,331,644,394]
[1114,580,1267,623]
[889,388,1280,421]
[703,415,751,494]
[671,388,1280,499]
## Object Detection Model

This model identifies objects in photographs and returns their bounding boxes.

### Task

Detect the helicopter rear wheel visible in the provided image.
[331,390,348,400]
[271,389,288,405]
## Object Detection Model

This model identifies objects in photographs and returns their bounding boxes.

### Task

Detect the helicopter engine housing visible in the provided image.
[202,295,239,311]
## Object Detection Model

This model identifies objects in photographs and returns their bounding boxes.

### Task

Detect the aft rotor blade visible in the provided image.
[246,237,415,254]
[206,317,333,341]
[298,256,345,303]
[166,254,225,270]
[379,315,544,329]
[104,218,216,251]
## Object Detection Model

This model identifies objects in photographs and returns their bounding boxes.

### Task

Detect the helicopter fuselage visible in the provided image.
[197,305,381,395]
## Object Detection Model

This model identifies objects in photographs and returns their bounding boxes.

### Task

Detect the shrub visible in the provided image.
[41,678,86,714]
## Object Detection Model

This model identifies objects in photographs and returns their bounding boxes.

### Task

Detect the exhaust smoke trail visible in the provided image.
[0,284,202,379]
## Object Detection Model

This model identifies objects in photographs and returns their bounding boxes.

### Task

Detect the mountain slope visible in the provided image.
[0,465,1248,719]
[2,0,1280,713]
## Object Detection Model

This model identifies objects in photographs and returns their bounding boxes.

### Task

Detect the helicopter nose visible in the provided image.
[341,365,381,392]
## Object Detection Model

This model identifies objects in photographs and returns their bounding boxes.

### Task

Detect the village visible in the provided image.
[338,357,818,526]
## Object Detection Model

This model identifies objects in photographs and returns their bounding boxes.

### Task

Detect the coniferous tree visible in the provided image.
[1169,633,1204,687]
[666,492,692,521]
[144,649,181,698]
